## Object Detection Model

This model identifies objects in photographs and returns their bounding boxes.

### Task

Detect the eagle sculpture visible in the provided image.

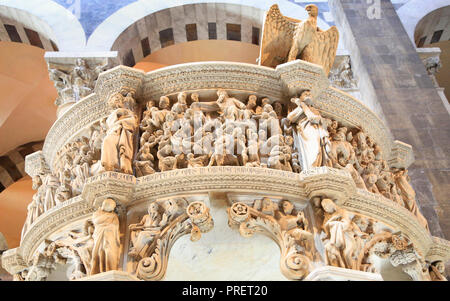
[259,4,339,76]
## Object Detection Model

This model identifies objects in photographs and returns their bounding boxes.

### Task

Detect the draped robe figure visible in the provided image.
[286,93,330,170]
[43,174,60,212]
[394,169,429,231]
[101,107,137,174]
[90,199,120,275]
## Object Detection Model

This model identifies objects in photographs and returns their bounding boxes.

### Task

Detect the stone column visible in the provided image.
[45,52,119,118]
[329,0,450,239]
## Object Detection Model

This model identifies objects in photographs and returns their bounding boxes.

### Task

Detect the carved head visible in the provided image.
[101,198,116,212]
[262,197,273,211]
[177,92,187,104]
[164,199,178,215]
[159,96,170,109]
[83,220,95,236]
[148,202,159,214]
[217,89,228,99]
[274,102,283,115]
[107,92,124,109]
[281,200,294,215]
[32,175,42,190]
[433,261,445,274]
[191,93,199,102]
[285,135,294,146]
[321,198,337,213]
[305,4,318,17]
[248,95,257,107]
[75,58,86,66]
[146,100,155,110]
[261,98,271,106]
[299,90,313,105]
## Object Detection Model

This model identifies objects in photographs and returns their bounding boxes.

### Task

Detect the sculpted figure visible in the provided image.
[286,91,330,170]
[321,199,365,269]
[208,126,239,166]
[140,100,158,134]
[157,144,182,172]
[361,163,380,194]
[186,153,208,168]
[276,201,314,259]
[267,136,292,171]
[216,90,246,121]
[129,203,162,259]
[428,262,447,281]
[259,4,338,75]
[42,174,60,212]
[134,142,156,176]
[101,93,138,174]
[90,198,120,274]
[245,132,260,167]
[72,145,94,193]
[245,95,257,116]
[172,92,188,118]
[31,175,45,220]
[393,169,429,231]
[66,220,95,277]
[255,98,272,115]
[260,104,282,138]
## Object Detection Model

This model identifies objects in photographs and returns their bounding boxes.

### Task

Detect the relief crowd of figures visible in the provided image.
[22,88,429,240]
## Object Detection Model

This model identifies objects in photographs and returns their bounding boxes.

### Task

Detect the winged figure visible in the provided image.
[259,4,339,76]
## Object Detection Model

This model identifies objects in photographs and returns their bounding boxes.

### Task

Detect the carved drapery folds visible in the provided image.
[131,200,214,281]
[227,200,315,280]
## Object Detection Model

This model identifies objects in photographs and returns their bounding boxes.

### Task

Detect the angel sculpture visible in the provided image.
[259,4,339,76]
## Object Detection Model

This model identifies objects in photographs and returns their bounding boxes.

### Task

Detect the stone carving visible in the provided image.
[48,58,110,106]
[427,261,447,281]
[14,54,450,281]
[329,56,358,89]
[422,55,441,87]
[366,232,427,280]
[25,240,68,281]
[90,198,121,275]
[287,91,331,170]
[227,200,315,280]
[392,169,429,230]
[130,200,213,281]
[101,92,138,174]
[259,4,339,75]
[314,198,369,270]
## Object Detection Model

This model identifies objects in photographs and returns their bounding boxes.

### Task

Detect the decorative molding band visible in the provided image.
[133,166,308,203]
[143,62,283,101]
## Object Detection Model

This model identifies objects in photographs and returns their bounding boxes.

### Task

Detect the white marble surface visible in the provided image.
[164,198,287,281]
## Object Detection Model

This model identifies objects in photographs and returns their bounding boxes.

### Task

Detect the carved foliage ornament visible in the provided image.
[227,200,315,280]
[129,200,213,281]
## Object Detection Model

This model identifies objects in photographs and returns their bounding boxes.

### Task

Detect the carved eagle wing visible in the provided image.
[259,4,300,68]
[300,26,339,76]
